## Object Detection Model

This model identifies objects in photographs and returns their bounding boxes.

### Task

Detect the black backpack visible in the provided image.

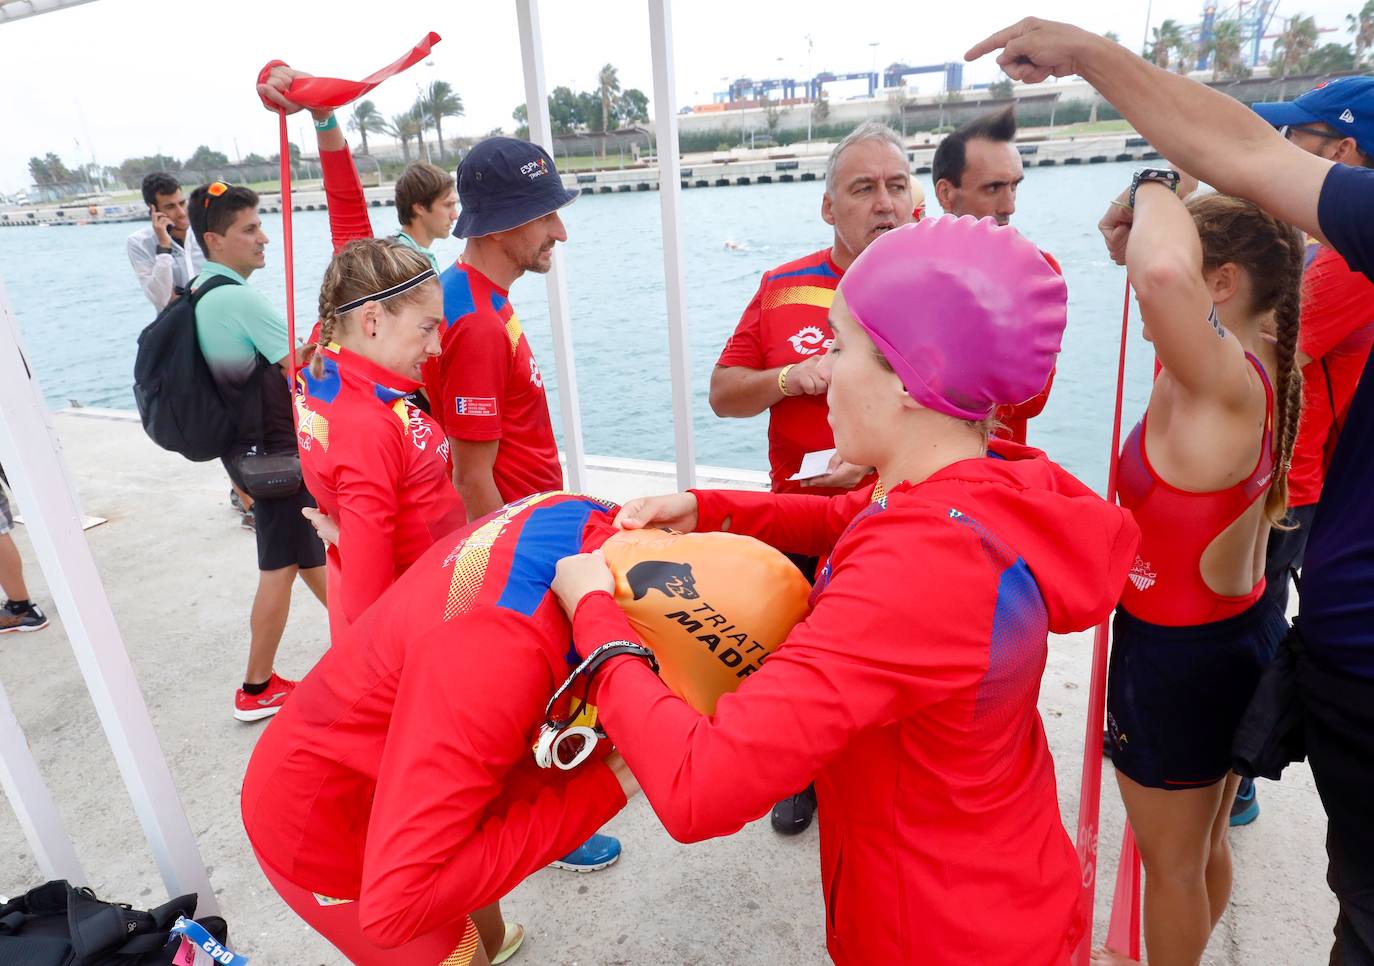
[0,880,228,965]
[132,275,244,462]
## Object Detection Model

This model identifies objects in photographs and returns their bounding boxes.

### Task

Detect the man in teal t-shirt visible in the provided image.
[391,161,456,273]
[188,182,326,723]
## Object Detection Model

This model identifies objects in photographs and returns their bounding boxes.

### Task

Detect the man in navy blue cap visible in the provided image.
[1252,76,1374,168]
[421,137,622,878]
[1226,77,1374,831]
[425,136,578,523]
[967,19,1374,961]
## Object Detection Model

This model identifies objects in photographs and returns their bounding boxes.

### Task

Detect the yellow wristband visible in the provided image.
[778,364,796,397]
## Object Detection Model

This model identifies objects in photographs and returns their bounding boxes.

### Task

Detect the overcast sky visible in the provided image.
[0,0,1363,194]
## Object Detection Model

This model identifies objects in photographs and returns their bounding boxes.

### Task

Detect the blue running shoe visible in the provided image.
[1230,777,1259,827]
[549,833,621,873]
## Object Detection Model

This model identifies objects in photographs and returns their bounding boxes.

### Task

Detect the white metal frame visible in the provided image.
[515,0,589,492]
[647,0,698,489]
[0,673,86,885]
[0,280,216,911]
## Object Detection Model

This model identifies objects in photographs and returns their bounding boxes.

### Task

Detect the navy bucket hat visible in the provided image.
[453,136,579,239]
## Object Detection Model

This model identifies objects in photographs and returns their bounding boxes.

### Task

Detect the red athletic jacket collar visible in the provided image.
[320,342,422,395]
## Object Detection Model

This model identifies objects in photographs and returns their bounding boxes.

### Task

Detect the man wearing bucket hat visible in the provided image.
[425,137,579,523]
[552,216,1140,964]
[425,138,628,879]
[241,489,810,964]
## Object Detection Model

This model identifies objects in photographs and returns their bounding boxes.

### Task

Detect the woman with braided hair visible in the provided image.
[288,240,527,963]
[296,239,462,631]
[1096,172,1304,966]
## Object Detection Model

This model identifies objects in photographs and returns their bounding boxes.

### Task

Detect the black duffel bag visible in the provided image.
[0,880,228,966]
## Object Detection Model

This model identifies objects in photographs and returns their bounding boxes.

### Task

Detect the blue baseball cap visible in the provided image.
[453,136,578,239]
[1252,76,1374,157]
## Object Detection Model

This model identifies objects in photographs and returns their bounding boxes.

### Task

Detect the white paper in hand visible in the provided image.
[788,448,837,481]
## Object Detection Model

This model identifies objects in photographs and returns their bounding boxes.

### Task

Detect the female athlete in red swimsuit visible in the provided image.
[1097,174,1305,965]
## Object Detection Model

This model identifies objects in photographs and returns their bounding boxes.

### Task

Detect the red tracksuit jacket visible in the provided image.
[573,441,1139,965]
[296,343,465,627]
[241,493,628,949]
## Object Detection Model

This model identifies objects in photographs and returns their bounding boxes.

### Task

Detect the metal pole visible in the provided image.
[515,0,589,490]
[806,35,813,143]
[0,673,88,885]
[0,279,216,912]
[648,0,697,489]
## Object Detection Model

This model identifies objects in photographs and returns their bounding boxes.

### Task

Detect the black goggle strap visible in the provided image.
[334,268,437,316]
[540,640,659,732]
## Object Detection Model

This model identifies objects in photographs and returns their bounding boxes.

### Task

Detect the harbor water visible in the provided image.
[0,160,1155,494]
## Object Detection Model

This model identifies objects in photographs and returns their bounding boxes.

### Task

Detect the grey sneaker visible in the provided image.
[0,602,48,634]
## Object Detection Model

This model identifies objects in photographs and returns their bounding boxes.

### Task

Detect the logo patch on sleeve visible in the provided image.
[455,396,498,417]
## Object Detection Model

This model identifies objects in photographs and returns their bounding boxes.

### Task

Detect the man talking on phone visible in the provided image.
[127,171,206,310]
[128,171,250,527]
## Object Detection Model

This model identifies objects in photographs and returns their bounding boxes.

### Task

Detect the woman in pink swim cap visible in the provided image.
[549,216,1141,965]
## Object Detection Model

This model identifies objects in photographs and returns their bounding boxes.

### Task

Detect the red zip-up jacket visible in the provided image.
[296,343,466,626]
[242,492,629,949]
[573,441,1139,965]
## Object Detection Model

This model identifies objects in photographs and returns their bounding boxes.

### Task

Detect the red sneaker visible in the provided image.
[234,672,297,722]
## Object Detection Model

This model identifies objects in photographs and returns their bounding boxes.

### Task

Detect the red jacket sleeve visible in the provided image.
[716,281,766,369]
[358,607,626,947]
[333,420,405,625]
[320,144,375,253]
[692,485,874,557]
[576,505,996,842]
[438,315,509,441]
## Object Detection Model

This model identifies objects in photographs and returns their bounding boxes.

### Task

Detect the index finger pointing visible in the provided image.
[965,19,1030,61]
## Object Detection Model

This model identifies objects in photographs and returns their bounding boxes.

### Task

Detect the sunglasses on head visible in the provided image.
[202,181,231,208]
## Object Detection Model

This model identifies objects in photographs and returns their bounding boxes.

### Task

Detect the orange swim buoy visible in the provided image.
[601,528,812,714]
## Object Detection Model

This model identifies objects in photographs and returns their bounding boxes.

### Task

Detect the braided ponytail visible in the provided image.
[312,238,436,379]
[1265,235,1304,529]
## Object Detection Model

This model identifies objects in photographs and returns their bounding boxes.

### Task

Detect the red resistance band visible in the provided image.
[254,31,442,396]
[1072,278,1138,965]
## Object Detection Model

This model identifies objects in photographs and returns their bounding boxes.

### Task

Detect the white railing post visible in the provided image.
[515,0,589,491]
[647,0,698,489]
[0,278,216,912]
[0,673,87,886]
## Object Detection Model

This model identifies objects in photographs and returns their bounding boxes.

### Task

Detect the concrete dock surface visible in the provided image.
[0,410,1337,964]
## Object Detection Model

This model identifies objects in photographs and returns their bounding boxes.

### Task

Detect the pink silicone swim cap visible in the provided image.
[839,215,1067,421]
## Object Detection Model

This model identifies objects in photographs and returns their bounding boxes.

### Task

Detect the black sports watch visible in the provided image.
[155,244,174,255]
[1128,168,1181,209]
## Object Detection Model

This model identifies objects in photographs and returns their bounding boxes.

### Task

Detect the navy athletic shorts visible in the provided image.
[1106,596,1287,789]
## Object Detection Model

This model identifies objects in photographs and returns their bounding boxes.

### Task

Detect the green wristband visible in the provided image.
[313,113,338,132]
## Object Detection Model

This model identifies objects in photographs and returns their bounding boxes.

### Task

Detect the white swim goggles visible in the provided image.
[534,639,657,770]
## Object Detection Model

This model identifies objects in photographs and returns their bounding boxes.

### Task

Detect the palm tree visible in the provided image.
[348,100,386,156]
[422,80,464,160]
[382,112,419,164]
[1272,14,1319,77]
[597,63,621,154]
[1206,19,1248,80]
[408,100,432,163]
[1349,0,1374,64]
[1148,19,1183,69]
